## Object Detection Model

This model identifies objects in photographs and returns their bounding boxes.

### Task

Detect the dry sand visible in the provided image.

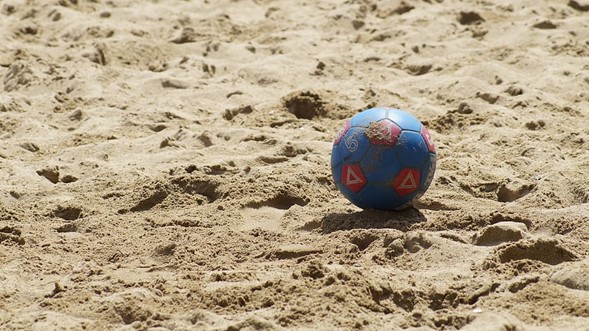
[1,0,589,330]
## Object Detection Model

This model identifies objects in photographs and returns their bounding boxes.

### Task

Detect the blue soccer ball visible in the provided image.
[331,107,436,211]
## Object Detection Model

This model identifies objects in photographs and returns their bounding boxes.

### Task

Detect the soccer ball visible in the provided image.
[331,107,436,211]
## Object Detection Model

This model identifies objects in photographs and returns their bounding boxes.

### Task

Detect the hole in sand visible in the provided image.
[244,193,309,210]
[52,206,83,220]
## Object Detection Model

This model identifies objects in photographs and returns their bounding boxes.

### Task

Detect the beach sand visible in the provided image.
[1,0,589,329]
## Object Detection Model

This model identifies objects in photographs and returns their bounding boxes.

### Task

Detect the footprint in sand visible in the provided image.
[472,221,528,246]
[239,193,309,232]
[550,260,589,291]
[494,238,578,265]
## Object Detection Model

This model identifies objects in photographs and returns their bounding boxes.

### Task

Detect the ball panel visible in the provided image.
[420,153,437,192]
[334,120,351,145]
[365,119,402,147]
[420,125,436,153]
[350,107,388,127]
[360,147,402,184]
[337,127,371,163]
[358,184,410,211]
[330,146,343,183]
[386,109,422,132]
[360,183,410,210]
[396,131,429,168]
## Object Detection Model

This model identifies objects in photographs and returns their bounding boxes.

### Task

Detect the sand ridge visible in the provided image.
[1,0,589,330]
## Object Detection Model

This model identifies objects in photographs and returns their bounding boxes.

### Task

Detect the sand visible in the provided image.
[1,0,589,330]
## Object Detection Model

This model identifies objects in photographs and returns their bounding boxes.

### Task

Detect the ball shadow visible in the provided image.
[320,207,427,234]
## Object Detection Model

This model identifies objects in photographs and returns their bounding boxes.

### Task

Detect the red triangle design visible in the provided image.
[346,167,363,185]
[341,165,367,193]
[398,171,416,189]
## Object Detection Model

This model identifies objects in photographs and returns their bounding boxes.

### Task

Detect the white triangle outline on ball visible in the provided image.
[398,171,417,189]
[346,167,363,185]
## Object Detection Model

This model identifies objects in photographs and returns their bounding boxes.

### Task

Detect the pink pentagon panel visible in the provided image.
[366,120,402,147]
[334,120,351,144]
[420,125,436,153]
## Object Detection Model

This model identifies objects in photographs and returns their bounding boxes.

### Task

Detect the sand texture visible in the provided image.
[1,0,589,330]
